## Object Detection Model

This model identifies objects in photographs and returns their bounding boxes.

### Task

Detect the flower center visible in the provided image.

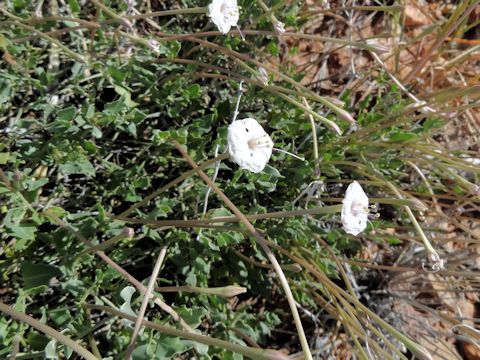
[220,2,238,18]
[351,202,379,220]
[351,201,368,216]
[247,135,271,150]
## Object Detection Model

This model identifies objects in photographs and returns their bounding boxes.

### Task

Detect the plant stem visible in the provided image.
[232,249,302,273]
[171,139,313,360]
[0,6,85,63]
[85,304,289,360]
[90,0,132,27]
[269,89,341,135]
[43,210,194,333]
[0,302,98,360]
[117,204,344,227]
[125,246,168,360]
[155,285,247,297]
[383,182,439,257]
[117,152,229,218]
[302,98,320,177]
[125,7,207,20]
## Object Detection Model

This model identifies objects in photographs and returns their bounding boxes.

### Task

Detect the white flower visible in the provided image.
[208,0,239,34]
[227,118,273,173]
[341,181,369,236]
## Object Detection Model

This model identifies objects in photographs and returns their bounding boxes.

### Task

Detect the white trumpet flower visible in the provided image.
[341,181,370,236]
[227,118,273,173]
[208,0,240,34]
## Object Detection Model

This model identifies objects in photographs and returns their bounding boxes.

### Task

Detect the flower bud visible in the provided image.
[207,285,247,297]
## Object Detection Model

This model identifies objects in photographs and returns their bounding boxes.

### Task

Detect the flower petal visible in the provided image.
[341,181,369,236]
[227,118,273,173]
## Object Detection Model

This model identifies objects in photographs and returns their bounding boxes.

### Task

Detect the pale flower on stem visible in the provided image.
[341,181,376,236]
[227,118,273,173]
[208,0,240,34]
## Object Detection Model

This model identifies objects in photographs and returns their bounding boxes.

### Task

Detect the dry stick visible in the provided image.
[9,335,20,360]
[171,139,313,360]
[117,204,344,227]
[155,285,247,297]
[43,210,194,333]
[85,304,289,360]
[125,246,168,360]
[118,152,229,218]
[232,249,303,273]
[0,302,98,360]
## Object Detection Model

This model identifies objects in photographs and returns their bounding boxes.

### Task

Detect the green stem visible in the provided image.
[85,304,288,360]
[383,182,438,257]
[0,302,98,360]
[302,98,320,176]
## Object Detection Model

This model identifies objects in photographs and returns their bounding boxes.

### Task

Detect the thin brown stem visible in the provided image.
[117,152,229,218]
[43,210,193,333]
[125,246,168,359]
[0,302,98,360]
[171,139,313,360]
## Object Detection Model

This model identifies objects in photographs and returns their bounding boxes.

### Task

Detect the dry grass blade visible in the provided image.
[125,246,168,359]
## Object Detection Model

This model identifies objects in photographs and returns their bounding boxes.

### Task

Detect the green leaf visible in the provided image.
[151,130,170,145]
[0,33,11,49]
[68,0,80,13]
[6,223,36,241]
[59,158,95,176]
[423,118,444,131]
[27,331,50,350]
[0,152,9,164]
[389,131,418,142]
[49,308,71,327]
[119,286,137,322]
[45,340,58,359]
[91,125,102,139]
[57,107,76,122]
[27,178,48,191]
[176,306,207,328]
[156,335,190,358]
[21,262,62,289]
